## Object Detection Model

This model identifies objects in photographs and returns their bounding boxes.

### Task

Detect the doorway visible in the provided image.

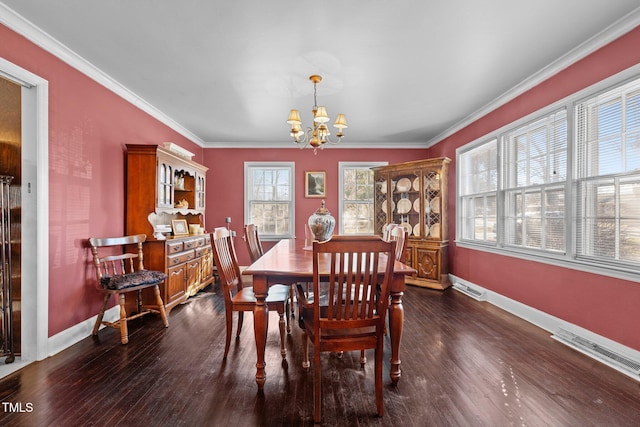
[0,76,22,359]
[0,58,49,378]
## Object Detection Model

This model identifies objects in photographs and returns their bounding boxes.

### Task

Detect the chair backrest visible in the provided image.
[386,224,408,262]
[312,236,396,331]
[244,224,264,263]
[381,223,396,241]
[211,227,244,303]
[89,234,147,280]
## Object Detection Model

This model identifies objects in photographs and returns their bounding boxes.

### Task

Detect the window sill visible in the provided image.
[455,240,640,284]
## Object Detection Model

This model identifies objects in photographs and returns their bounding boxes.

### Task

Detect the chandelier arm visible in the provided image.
[292,126,315,149]
[321,135,343,145]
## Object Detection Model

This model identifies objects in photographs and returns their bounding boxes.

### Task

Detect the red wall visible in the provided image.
[428,25,640,351]
[3,16,640,354]
[203,148,427,265]
[1,24,204,336]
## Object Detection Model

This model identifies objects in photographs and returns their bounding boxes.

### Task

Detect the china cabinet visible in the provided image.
[372,158,451,290]
[125,144,214,313]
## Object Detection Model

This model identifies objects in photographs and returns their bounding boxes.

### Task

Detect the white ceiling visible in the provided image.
[2,1,640,148]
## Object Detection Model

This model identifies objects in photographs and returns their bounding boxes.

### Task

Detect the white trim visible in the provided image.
[449,274,640,381]
[0,57,49,378]
[0,2,204,147]
[427,7,640,148]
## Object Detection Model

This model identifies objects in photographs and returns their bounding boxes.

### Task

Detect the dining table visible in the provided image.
[243,238,417,391]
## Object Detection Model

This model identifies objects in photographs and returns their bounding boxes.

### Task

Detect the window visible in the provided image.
[576,78,640,265]
[338,162,386,235]
[456,67,640,279]
[244,162,294,239]
[503,110,567,252]
[458,139,498,243]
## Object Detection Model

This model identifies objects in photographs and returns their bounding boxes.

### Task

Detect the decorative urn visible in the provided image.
[308,200,335,242]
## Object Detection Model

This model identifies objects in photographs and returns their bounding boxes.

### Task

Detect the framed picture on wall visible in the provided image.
[305,171,326,198]
[171,219,189,236]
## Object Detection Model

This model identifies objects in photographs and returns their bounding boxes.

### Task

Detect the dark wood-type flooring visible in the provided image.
[1,283,639,426]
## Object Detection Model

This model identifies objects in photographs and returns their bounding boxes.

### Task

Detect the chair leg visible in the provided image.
[223,308,233,359]
[375,340,384,417]
[289,287,295,319]
[237,311,244,337]
[153,285,169,328]
[118,293,129,345]
[92,294,110,336]
[302,330,310,369]
[360,349,367,368]
[285,299,291,334]
[278,309,287,359]
[314,346,322,423]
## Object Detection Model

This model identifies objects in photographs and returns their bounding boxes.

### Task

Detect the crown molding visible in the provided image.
[0,2,205,146]
[426,6,640,148]
[202,140,429,149]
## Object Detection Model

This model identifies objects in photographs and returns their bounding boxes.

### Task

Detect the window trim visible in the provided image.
[244,161,295,240]
[455,63,640,284]
[338,161,387,235]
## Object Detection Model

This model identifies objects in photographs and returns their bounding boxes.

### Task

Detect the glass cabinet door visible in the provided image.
[157,162,173,208]
[196,175,205,211]
[424,170,442,240]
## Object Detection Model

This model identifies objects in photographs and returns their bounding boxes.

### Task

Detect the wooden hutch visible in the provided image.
[125,144,214,313]
[372,158,451,290]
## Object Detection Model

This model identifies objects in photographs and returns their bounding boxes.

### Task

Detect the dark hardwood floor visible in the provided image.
[1,283,639,426]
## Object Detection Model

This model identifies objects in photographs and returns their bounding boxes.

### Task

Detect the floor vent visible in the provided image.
[453,282,487,301]
[552,328,640,379]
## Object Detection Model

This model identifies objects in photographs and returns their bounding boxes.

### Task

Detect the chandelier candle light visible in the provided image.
[287,75,347,154]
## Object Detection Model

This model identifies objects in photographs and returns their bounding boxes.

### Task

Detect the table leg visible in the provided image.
[388,287,404,384]
[253,275,269,390]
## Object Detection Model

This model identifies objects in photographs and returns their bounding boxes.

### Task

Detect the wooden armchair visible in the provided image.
[88,234,169,345]
[297,236,396,422]
[212,227,291,360]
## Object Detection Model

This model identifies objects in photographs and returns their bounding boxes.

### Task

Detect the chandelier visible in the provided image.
[286,75,347,154]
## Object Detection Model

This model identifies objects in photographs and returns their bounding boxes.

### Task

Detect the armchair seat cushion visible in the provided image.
[100,270,167,290]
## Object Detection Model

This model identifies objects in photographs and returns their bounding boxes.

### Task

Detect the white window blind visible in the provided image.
[576,79,640,265]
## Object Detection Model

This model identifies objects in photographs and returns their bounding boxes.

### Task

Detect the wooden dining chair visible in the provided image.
[297,236,397,423]
[211,227,291,360]
[378,224,408,340]
[386,223,408,262]
[243,223,264,263]
[381,222,395,241]
[244,223,295,316]
[88,234,169,345]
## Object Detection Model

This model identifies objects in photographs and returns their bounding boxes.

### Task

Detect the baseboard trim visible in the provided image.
[449,273,640,381]
[47,306,119,358]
